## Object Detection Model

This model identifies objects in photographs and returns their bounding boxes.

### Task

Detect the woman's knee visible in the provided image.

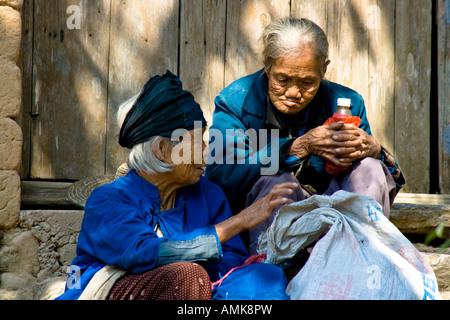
[168,261,210,282]
[257,172,299,186]
[162,262,212,300]
[247,172,303,206]
[108,262,212,300]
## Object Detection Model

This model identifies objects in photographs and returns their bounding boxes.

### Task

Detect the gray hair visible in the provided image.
[261,17,329,76]
[117,93,177,175]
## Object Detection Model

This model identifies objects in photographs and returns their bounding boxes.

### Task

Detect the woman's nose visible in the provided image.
[285,86,301,99]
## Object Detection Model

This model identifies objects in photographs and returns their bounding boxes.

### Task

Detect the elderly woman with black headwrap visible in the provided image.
[56,71,296,300]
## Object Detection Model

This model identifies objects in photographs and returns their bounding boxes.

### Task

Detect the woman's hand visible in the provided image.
[215,182,299,244]
[239,182,298,230]
[331,123,381,164]
[288,122,381,167]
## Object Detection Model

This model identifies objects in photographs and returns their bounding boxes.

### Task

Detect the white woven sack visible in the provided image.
[257,190,442,300]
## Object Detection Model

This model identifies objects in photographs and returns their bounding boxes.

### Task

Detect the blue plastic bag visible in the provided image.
[212,263,289,300]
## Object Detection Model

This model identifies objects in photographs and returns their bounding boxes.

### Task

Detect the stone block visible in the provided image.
[0,272,33,289]
[0,6,22,63]
[0,210,84,299]
[0,118,23,171]
[34,276,67,300]
[19,210,84,275]
[441,291,450,300]
[57,243,77,266]
[390,203,450,235]
[421,252,450,291]
[0,170,20,229]
[0,230,39,275]
[390,193,450,236]
[0,61,22,118]
[0,0,23,10]
[0,288,18,300]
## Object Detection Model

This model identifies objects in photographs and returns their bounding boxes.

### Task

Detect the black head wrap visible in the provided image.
[118,70,206,149]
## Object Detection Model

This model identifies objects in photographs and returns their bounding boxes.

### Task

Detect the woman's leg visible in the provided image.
[324,157,397,218]
[107,261,212,300]
[245,172,305,254]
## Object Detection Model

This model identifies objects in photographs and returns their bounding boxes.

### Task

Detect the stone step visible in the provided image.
[415,244,450,293]
[390,193,450,298]
[390,193,450,237]
[394,193,450,205]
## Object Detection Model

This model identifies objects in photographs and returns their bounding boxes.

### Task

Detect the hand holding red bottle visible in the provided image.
[323,99,362,175]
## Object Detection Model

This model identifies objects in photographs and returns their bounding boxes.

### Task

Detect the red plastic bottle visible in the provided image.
[323,98,362,175]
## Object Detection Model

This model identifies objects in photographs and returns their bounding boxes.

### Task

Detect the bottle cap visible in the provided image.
[337,98,351,107]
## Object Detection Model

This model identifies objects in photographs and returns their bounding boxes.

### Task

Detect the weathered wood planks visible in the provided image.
[105,0,179,175]
[437,0,450,193]
[224,0,290,86]
[30,0,111,180]
[394,0,433,192]
[179,0,227,128]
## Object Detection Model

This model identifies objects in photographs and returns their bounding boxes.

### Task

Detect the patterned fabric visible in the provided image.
[107,262,212,300]
[380,146,406,192]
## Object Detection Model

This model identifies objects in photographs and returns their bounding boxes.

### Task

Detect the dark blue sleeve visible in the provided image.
[195,178,250,281]
[206,94,292,206]
[78,188,222,275]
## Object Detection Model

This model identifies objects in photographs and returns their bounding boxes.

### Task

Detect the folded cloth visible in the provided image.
[78,266,126,300]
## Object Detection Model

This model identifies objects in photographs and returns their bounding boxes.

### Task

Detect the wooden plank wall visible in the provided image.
[26,0,111,179]
[438,0,450,192]
[20,0,446,194]
[106,0,179,174]
[395,0,432,192]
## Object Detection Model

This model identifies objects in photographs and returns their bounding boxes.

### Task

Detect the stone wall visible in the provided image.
[0,210,84,300]
[0,0,25,298]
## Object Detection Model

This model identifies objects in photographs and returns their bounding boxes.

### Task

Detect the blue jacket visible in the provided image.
[205,69,377,212]
[57,170,249,300]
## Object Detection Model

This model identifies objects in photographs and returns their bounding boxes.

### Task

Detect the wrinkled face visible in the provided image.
[166,127,207,187]
[267,50,327,115]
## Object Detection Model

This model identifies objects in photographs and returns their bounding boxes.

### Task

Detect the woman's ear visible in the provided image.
[153,139,172,163]
[323,59,331,77]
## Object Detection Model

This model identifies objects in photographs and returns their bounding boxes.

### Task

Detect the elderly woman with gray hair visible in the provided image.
[205,17,405,254]
[57,71,296,300]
